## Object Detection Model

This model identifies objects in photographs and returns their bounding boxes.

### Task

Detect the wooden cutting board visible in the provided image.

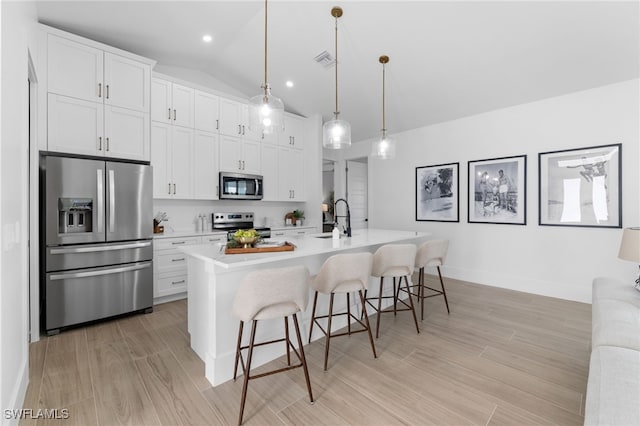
[224,242,295,255]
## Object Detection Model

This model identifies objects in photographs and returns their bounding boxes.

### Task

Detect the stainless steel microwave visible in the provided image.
[219,172,263,200]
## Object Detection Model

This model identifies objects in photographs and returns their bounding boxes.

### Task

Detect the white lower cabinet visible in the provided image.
[153,234,227,301]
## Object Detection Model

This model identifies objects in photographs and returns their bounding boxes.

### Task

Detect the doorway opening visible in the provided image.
[322,160,335,232]
[346,158,368,230]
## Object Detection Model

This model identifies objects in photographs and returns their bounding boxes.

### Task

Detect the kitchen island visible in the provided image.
[179,228,430,386]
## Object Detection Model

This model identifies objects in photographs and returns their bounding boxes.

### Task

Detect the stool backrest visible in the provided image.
[415,239,449,268]
[312,252,373,293]
[232,265,310,322]
[372,244,417,277]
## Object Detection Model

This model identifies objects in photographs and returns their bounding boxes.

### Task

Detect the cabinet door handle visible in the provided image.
[106,84,110,99]
[216,119,219,130]
[238,160,241,170]
[291,136,295,145]
[242,160,245,170]
[242,125,245,135]
[98,136,102,150]
[168,108,172,120]
[168,183,171,194]
[171,241,186,245]
[173,109,177,121]
[171,279,186,285]
[173,183,176,194]
[98,83,102,98]
[292,190,295,199]
[238,124,241,134]
[171,258,186,262]
[106,137,110,151]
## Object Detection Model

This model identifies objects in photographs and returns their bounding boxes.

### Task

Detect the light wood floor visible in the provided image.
[21,277,592,425]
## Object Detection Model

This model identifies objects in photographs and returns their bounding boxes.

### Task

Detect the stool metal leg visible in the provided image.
[393,277,397,316]
[346,293,351,335]
[419,267,425,321]
[403,275,420,334]
[437,266,450,314]
[292,314,314,404]
[375,277,384,338]
[323,293,335,371]
[308,291,319,344]
[233,321,244,381]
[238,320,258,426]
[359,290,377,359]
[285,317,291,366]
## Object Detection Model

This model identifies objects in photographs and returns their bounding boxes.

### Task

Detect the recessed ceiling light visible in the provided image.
[202,34,213,43]
[286,81,294,88]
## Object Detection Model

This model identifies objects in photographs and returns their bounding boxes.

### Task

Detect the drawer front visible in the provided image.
[202,234,226,245]
[155,236,201,251]
[155,251,189,275]
[155,273,187,297]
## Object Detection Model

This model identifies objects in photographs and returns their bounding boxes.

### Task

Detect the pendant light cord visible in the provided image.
[334,14,339,118]
[382,61,386,136]
[263,0,268,94]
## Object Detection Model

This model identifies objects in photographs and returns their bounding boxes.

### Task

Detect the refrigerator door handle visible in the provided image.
[49,241,152,254]
[108,169,115,233]
[49,263,151,281]
[97,169,104,233]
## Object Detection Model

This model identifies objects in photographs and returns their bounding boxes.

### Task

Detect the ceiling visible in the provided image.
[34,1,639,143]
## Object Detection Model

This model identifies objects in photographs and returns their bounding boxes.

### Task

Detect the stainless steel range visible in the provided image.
[211,212,271,240]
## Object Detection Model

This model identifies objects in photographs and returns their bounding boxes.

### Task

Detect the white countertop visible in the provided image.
[179,228,429,269]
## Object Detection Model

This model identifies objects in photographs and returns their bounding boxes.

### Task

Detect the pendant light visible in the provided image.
[322,6,351,149]
[371,55,396,159]
[249,0,284,135]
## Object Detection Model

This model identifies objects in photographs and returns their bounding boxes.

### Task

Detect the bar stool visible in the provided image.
[364,244,420,338]
[405,239,450,320]
[232,265,313,425]
[308,252,377,370]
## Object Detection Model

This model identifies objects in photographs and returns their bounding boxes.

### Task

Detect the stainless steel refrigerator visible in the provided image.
[41,154,153,335]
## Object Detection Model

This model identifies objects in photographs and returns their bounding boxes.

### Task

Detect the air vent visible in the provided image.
[314,50,335,68]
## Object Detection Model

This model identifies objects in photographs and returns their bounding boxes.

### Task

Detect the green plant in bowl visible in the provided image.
[233,229,260,248]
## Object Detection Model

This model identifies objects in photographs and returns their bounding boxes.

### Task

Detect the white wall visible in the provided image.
[1,1,38,421]
[350,80,639,303]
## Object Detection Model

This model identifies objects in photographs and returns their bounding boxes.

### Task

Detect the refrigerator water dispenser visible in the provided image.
[58,198,92,234]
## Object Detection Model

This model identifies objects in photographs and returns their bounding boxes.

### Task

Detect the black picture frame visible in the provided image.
[467,155,527,225]
[538,143,622,228]
[415,162,459,222]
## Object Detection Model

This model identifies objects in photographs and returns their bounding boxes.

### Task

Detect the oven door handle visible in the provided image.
[49,241,152,255]
[49,263,150,281]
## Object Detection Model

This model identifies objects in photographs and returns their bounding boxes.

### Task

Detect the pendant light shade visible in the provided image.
[371,55,396,159]
[249,0,284,135]
[323,6,351,149]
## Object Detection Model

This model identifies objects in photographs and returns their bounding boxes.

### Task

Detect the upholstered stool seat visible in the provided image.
[232,265,313,425]
[308,252,377,370]
[364,244,420,338]
[404,239,450,320]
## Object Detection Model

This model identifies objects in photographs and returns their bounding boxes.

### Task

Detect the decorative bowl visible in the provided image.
[235,236,257,248]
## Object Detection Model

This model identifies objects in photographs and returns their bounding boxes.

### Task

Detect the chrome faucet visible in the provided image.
[334,198,351,237]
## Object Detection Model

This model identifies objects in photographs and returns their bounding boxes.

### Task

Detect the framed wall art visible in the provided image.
[539,143,621,228]
[468,155,527,225]
[415,162,459,222]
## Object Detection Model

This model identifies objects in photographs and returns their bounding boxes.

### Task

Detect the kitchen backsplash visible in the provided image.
[153,199,310,233]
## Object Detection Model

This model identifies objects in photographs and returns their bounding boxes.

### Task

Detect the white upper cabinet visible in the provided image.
[104,53,150,112]
[280,115,304,150]
[47,34,150,113]
[219,135,260,175]
[151,78,194,128]
[194,90,219,133]
[193,130,220,199]
[47,34,103,103]
[46,31,152,160]
[218,97,244,137]
[260,144,279,201]
[151,121,194,199]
